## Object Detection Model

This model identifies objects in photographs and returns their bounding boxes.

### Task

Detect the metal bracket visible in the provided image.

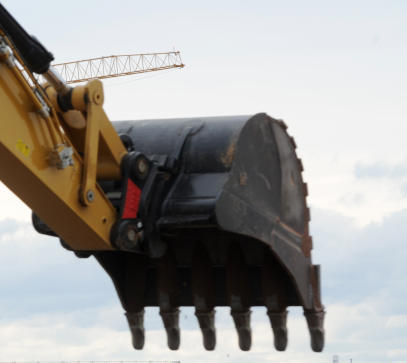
[110,124,202,256]
[0,35,15,68]
[49,144,74,169]
[79,79,104,205]
[34,88,51,118]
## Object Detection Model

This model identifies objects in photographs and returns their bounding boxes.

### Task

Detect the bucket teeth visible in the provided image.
[231,310,252,351]
[289,136,297,148]
[191,243,214,313]
[298,158,304,171]
[125,310,145,350]
[303,182,308,196]
[156,249,180,349]
[262,247,289,351]
[304,309,325,352]
[191,243,216,350]
[267,310,288,351]
[277,119,288,129]
[160,309,180,350]
[195,310,216,350]
[305,206,311,221]
[226,244,251,350]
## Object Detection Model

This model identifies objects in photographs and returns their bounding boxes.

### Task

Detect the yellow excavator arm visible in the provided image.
[0,31,127,250]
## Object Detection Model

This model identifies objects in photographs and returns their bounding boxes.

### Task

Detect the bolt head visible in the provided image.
[127,228,137,242]
[137,159,148,173]
[93,91,103,105]
[86,189,94,202]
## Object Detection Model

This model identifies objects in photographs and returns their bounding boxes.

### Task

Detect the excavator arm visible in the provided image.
[0,32,127,251]
[0,3,325,352]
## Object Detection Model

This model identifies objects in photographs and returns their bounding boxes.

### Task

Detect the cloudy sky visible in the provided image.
[0,0,406,362]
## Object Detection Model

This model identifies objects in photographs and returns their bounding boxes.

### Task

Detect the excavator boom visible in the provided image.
[0,3,325,352]
[0,37,124,251]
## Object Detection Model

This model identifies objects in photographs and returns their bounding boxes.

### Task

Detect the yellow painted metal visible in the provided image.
[78,79,127,204]
[80,81,103,205]
[71,85,87,112]
[52,80,127,183]
[0,32,127,251]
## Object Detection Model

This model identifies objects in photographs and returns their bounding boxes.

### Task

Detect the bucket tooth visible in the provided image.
[195,310,216,351]
[303,182,308,196]
[298,158,304,172]
[289,136,297,148]
[226,244,251,350]
[231,310,252,351]
[156,249,180,349]
[262,247,289,351]
[267,310,288,351]
[160,309,180,350]
[304,309,325,352]
[125,310,145,350]
[305,206,311,221]
[277,119,288,129]
[191,243,216,350]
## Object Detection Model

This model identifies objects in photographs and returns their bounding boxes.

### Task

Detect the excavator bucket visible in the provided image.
[81,113,324,352]
[31,113,325,351]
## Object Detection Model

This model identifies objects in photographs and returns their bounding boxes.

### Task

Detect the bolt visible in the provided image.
[137,159,148,174]
[136,221,143,229]
[93,91,103,105]
[86,189,95,203]
[127,228,137,242]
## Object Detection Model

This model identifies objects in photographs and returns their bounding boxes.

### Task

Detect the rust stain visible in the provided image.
[239,172,248,186]
[308,265,323,309]
[301,235,313,257]
[220,139,236,168]
[276,217,302,238]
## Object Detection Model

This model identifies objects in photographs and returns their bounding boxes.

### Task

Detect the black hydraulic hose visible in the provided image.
[0,3,53,74]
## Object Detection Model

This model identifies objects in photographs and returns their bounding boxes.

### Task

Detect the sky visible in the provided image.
[0,0,406,362]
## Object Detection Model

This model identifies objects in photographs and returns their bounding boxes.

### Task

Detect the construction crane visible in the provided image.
[0,3,325,353]
[51,52,184,84]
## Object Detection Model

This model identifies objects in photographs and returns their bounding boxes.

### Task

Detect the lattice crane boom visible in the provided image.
[52,51,184,84]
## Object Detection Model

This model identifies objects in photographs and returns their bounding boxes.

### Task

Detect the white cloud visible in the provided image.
[0,206,405,361]
[387,349,407,359]
[355,161,407,179]
[0,306,321,362]
[0,302,406,363]
[0,184,31,223]
[305,157,407,226]
[386,315,407,329]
